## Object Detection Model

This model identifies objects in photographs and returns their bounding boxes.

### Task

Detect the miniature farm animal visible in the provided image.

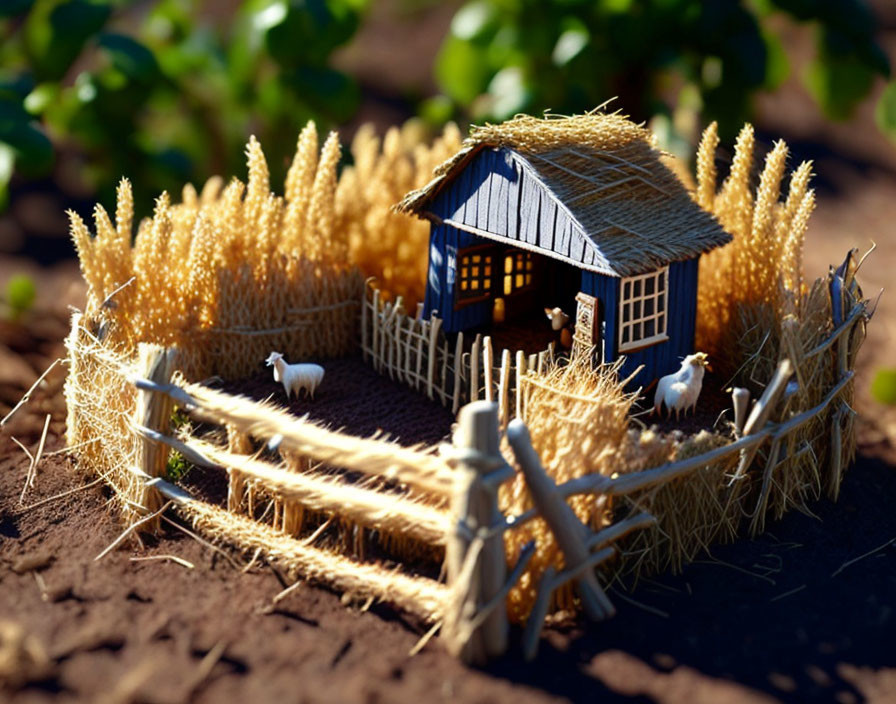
[544,307,573,349]
[654,352,709,418]
[265,352,324,399]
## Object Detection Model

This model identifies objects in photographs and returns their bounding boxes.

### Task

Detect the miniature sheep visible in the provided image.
[544,306,573,349]
[265,352,324,399]
[654,352,709,419]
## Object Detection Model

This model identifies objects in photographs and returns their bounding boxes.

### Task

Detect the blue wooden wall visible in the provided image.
[420,144,702,385]
[583,257,699,388]
[427,147,614,275]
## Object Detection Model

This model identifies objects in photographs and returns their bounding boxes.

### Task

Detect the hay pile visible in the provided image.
[500,355,639,619]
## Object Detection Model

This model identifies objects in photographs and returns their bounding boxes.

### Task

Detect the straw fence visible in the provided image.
[361,279,554,423]
[63,251,869,664]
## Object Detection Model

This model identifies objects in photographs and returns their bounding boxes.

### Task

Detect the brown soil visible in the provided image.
[2,298,896,704]
[213,356,456,448]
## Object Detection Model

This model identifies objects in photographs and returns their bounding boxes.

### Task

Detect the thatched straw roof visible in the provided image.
[397,112,732,276]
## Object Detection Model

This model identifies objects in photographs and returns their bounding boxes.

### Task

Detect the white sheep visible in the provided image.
[544,306,573,349]
[265,352,324,400]
[654,352,709,419]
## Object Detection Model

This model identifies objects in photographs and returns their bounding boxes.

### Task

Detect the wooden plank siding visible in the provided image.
[582,257,700,387]
[423,145,702,384]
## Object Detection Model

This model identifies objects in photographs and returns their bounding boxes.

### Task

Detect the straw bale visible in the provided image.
[499,354,638,620]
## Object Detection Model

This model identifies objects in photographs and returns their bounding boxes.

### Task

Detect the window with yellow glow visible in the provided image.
[457,248,494,303]
[503,251,534,295]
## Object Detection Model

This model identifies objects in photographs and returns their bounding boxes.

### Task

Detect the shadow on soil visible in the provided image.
[482,452,896,703]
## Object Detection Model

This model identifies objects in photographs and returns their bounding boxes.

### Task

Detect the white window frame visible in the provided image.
[618,266,669,353]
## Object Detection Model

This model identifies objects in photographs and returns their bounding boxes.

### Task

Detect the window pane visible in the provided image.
[471,279,479,290]
[505,256,513,274]
[657,294,665,313]
[645,276,655,295]
[633,322,642,341]
[644,319,655,338]
[622,326,630,344]
[657,314,665,332]
[623,302,630,322]
[644,298,654,316]
[471,266,479,277]
[485,265,491,276]
[633,300,641,320]
[633,279,641,298]
[516,274,523,287]
[623,281,631,299]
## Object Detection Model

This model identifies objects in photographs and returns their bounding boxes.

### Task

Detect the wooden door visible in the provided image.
[572,292,601,362]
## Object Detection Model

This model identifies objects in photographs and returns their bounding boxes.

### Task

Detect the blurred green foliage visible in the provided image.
[427,0,890,142]
[871,368,896,406]
[0,0,367,214]
[4,272,37,320]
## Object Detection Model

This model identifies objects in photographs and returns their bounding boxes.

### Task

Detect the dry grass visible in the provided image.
[695,122,815,380]
[69,124,363,380]
[499,354,639,620]
[337,120,463,308]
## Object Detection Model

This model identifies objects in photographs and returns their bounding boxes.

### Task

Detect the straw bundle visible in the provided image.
[336,121,463,307]
[176,497,447,623]
[68,124,363,380]
[695,122,816,379]
[499,355,638,620]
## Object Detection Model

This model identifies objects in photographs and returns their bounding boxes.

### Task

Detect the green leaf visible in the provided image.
[0,0,34,18]
[875,81,896,145]
[0,142,13,211]
[25,0,112,81]
[5,273,36,319]
[761,29,789,90]
[24,82,58,115]
[97,33,160,84]
[552,24,590,67]
[871,368,896,405]
[435,35,491,105]
[450,1,495,41]
[485,66,530,120]
[804,51,875,121]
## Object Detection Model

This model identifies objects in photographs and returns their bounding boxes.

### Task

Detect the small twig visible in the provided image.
[19,414,51,503]
[241,546,263,573]
[770,584,806,602]
[302,516,335,546]
[609,588,669,618]
[408,621,442,657]
[20,477,105,511]
[695,558,777,585]
[43,437,99,457]
[270,579,304,607]
[188,640,227,695]
[100,276,136,309]
[95,502,173,562]
[1,358,63,427]
[831,537,896,577]
[129,554,195,569]
[161,515,241,570]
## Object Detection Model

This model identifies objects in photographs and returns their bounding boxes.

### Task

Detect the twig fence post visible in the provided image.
[132,344,177,529]
[444,401,513,664]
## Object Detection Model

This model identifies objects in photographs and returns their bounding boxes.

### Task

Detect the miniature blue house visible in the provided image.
[397,113,732,385]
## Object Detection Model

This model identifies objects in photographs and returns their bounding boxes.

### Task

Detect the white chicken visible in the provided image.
[654,352,709,419]
[265,352,324,399]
